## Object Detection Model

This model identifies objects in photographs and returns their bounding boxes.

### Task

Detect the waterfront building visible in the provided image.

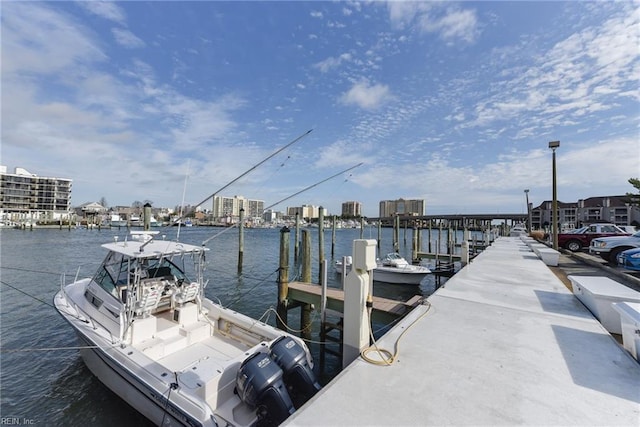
[0,166,72,222]
[341,201,362,217]
[379,198,425,217]
[286,204,327,220]
[531,195,640,230]
[212,195,264,222]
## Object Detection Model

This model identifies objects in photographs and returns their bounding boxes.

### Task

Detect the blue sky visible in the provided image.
[2,1,638,217]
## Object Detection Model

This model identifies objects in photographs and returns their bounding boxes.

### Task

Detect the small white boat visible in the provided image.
[335,253,431,285]
[109,214,127,227]
[54,231,320,426]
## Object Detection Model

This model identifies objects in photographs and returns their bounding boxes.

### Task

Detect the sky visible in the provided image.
[2,1,639,217]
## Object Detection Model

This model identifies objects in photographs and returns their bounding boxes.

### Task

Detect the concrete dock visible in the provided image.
[286,237,640,426]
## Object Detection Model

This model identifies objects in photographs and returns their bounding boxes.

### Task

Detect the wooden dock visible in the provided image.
[286,281,423,324]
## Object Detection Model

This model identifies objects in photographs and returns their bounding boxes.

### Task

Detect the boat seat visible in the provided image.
[173,281,200,306]
[135,280,162,317]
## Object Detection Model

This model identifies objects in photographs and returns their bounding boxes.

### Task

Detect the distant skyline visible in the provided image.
[2,1,638,217]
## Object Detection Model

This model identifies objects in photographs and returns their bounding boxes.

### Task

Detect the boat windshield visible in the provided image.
[92,251,189,300]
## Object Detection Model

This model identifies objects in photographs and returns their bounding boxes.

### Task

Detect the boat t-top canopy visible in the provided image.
[101,231,208,259]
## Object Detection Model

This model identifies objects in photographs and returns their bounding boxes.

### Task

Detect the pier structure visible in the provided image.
[285,236,640,426]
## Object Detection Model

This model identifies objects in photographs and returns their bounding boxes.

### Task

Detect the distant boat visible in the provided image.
[54,231,321,426]
[110,214,127,227]
[335,253,431,285]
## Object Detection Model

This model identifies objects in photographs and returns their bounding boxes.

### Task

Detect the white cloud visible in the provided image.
[77,1,126,24]
[339,80,392,110]
[386,2,478,43]
[310,11,323,19]
[112,28,146,48]
[1,2,107,75]
[314,53,352,72]
[418,8,478,43]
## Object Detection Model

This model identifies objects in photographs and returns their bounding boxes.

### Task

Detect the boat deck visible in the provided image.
[286,237,640,426]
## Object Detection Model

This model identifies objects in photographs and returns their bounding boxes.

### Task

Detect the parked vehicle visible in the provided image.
[589,231,640,262]
[557,223,629,252]
[617,247,640,271]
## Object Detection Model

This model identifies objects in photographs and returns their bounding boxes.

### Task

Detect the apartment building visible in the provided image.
[0,166,72,221]
[212,195,264,221]
[531,195,640,230]
[379,198,425,217]
[341,201,362,217]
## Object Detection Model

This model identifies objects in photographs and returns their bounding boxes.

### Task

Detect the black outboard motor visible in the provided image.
[236,352,295,426]
[269,336,322,408]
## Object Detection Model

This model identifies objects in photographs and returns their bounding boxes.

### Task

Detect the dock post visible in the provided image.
[331,216,336,257]
[393,215,399,252]
[461,239,470,266]
[296,228,314,345]
[428,222,432,253]
[318,207,325,287]
[360,217,364,239]
[277,227,290,331]
[412,227,417,262]
[238,208,244,274]
[294,212,300,263]
[301,229,311,282]
[377,221,382,251]
[343,239,376,368]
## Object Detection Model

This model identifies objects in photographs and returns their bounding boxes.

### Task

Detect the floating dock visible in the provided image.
[286,237,640,425]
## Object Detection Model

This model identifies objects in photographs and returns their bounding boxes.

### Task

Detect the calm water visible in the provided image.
[0,225,463,425]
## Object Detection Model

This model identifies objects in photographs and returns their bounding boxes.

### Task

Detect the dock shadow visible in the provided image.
[534,290,593,319]
[551,324,640,403]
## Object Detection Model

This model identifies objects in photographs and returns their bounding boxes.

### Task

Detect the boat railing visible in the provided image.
[59,276,120,345]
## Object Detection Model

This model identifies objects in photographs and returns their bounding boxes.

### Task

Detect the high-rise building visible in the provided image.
[212,195,264,220]
[379,198,425,217]
[341,201,362,217]
[287,205,324,219]
[0,166,72,220]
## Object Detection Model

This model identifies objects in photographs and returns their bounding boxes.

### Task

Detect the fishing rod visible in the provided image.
[262,162,363,212]
[171,129,313,228]
[201,162,364,245]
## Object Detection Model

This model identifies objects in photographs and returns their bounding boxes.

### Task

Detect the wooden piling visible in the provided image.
[301,229,311,282]
[294,212,300,263]
[277,226,290,331]
[318,207,325,287]
[331,216,337,257]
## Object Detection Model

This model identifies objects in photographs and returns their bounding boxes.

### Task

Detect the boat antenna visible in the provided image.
[177,160,190,241]
[171,129,313,227]
[201,162,364,246]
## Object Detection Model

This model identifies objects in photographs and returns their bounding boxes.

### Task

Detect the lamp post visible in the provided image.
[549,140,560,249]
[524,189,531,232]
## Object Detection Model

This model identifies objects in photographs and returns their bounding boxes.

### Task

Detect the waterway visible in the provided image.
[0,225,470,426]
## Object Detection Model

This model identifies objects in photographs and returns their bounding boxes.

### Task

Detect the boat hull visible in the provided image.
[54,290,213,427]
[334,264,429,285]
[372,268,429,285]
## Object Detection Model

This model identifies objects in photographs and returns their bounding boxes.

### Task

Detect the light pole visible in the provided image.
[549,140,560,249]
[524,189,531,232]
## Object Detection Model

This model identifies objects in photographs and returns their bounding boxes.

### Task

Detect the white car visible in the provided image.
[589,231,640,262]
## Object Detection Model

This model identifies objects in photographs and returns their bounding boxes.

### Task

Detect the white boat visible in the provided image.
[335,253,431,285]
[54,231,320,426]
[109,214,127,227]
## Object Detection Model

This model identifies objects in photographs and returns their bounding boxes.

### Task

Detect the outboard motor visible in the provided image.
[236,351,295,426]
[269,336,322,408]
